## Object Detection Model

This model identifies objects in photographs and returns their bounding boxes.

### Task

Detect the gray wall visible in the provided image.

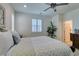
[0,3,15,31]
[52,14,64,41]
[15,12,52,37]
[64,8,79,33]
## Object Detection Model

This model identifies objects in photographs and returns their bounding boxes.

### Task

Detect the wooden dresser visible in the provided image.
[70,33,79,49]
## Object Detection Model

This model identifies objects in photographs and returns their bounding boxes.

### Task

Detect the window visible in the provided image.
[32,19,42,32]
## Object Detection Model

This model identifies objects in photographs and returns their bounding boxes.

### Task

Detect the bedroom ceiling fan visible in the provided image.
[43,3,69,12]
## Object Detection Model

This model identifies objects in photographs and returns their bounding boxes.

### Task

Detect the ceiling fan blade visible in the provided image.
[43,7,51,11]
[56,3,69,6]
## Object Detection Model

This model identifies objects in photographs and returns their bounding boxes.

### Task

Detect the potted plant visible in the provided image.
[47,21,57,38]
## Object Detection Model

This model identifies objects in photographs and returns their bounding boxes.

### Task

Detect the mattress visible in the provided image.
[7,36,73,56]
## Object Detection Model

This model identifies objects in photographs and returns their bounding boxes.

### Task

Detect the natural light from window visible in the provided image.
[32,19,42,32]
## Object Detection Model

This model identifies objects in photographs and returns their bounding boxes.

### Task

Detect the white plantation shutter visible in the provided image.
[32,19,42,32]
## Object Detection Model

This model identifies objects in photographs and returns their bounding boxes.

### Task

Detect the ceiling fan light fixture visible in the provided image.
[43,3,69,12]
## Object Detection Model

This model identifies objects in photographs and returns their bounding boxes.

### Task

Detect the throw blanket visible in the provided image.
[7,36,73,56]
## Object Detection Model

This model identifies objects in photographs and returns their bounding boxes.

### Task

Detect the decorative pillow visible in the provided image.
[0,31,14,55]
[12,31,21,45]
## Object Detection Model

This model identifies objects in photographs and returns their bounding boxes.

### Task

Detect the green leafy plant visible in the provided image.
[47,21,57,38]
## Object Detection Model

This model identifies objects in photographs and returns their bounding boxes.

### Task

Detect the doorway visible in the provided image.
[64,20,73,46]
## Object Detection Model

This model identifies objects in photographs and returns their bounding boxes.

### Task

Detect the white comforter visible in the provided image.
[7,36,73,56]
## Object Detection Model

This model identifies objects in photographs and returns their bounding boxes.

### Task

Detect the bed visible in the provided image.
[7,36,73,56]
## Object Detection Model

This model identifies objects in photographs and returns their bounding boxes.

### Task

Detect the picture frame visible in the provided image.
[0,5,4,25]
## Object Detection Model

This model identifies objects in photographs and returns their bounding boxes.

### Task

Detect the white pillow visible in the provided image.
[0,31,14,55]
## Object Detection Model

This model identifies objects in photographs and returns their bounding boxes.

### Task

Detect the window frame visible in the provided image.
[32,19,42,32]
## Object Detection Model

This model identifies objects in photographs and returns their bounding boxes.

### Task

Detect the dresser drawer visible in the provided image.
[70,33,79,49]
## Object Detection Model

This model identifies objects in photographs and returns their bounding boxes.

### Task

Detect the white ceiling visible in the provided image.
[11,3,79,16]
